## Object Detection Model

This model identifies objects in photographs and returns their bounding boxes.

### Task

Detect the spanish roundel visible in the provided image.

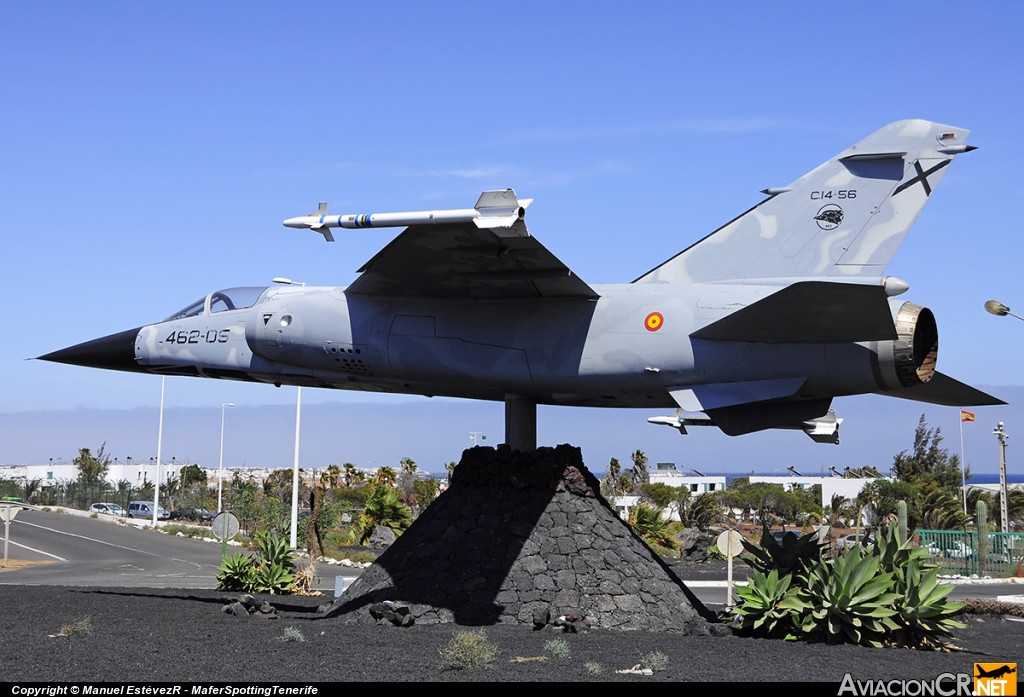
[644,312,664,332]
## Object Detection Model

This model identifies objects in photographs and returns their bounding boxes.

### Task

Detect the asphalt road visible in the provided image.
[1,509,227,587]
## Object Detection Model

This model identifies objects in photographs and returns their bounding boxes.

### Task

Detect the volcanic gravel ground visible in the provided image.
[0,586,1021,683]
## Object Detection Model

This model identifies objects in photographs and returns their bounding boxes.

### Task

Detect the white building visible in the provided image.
[609,463,728,522]
[649,462,727,495]
[748,474,890,510]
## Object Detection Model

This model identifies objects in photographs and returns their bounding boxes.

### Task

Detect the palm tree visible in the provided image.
[601,457,622,497]
[921,489,969,530]
[357,485,412,543]
[681,492,721,531]
[628,502,679,551]
[324,465,342,489]
[116,479,132,508]
[629,450,649,489]
[342,463,362,487]
[400,458,418,474]
[21,478,41,504]
[374,467,397,488]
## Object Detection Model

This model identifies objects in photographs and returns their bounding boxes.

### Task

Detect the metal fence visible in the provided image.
[916,529,1024,578]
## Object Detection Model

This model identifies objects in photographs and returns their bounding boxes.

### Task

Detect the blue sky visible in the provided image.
[2,3,1023,473]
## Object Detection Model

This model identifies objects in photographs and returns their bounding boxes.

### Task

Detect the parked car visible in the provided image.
[770,529,797,546]
[127,501,169,520]
[944,540,975,559]
[89,502,126,516]
[168,507,214,523]
[837,533,875,550]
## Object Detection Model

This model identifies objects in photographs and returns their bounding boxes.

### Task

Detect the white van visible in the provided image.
[127,501,169,520]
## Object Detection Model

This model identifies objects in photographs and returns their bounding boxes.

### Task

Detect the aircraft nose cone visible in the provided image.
[38,327,145,373]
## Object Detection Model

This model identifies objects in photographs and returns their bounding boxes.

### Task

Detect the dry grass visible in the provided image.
[53,617,93,637]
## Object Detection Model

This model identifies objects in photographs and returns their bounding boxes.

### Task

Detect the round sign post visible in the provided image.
[211,511,240,560]
[716,529,744,610]
[0,503,32,568]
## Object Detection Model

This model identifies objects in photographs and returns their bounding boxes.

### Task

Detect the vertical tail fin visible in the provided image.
[635,120,973,284]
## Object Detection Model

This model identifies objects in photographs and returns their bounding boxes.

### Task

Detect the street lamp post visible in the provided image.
[218,403,235,513]
[153,376,165,527]
[993,422,1010,533]
[985,301,1015,532]
[985,300,1024,322]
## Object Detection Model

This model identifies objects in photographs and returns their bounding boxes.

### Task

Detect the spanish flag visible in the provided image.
[961,410,976,423]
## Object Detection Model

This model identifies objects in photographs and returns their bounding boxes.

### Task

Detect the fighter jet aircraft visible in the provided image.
[40,120,1003,450]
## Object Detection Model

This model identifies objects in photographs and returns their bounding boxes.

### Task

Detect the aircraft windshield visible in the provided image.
[164,286,269,321]
[165,297,206,322]
[209,287,268,313]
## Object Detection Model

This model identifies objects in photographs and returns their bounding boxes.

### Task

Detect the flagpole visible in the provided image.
[959,410,968,515]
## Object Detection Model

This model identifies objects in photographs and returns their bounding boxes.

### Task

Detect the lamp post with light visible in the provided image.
[985,300,1024,322]
[272,276,306,549]
[984,301,1014,533]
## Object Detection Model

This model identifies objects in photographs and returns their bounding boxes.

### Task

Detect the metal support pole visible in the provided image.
[290,386,302,549]
[994,422,1010,533]
[218,403,234,513]
[153,376,165,527]
[959,413,968,515]
[504,394,537,452]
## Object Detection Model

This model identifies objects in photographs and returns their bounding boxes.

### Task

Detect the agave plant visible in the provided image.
[872,523,964,647]
[252,560,295,595]
[742,523,824,579]
[216,552,256,592]
[890,555,965,647]
[872,522,935,577]
[254,531,296,572]
[796,546,900,647]
[733,568,808,639]
[216,533,296,594]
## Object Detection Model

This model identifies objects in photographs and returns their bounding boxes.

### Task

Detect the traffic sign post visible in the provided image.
[716,529,744,610]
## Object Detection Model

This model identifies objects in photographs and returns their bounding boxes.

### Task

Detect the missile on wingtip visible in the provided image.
[647,411,715,436]
[283,189,533,241]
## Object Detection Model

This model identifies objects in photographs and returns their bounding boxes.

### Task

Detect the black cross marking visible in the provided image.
[893,159,951,197]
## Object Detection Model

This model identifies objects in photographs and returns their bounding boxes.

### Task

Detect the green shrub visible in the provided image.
[57,617,93,637]
[344,550,378,565]
[280,627,305,643]
[544,638,571,658]
[640,650,669,672]
[439,630,500,670]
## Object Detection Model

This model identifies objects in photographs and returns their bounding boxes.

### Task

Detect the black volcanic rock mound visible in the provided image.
[321,444,714,634]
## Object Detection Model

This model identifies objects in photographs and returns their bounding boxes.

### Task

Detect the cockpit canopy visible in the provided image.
[164,287,270,322]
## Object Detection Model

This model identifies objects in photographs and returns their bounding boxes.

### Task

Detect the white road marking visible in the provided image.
[13,519,213,573]
[14,519,160,557]
[7,540,67,561]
